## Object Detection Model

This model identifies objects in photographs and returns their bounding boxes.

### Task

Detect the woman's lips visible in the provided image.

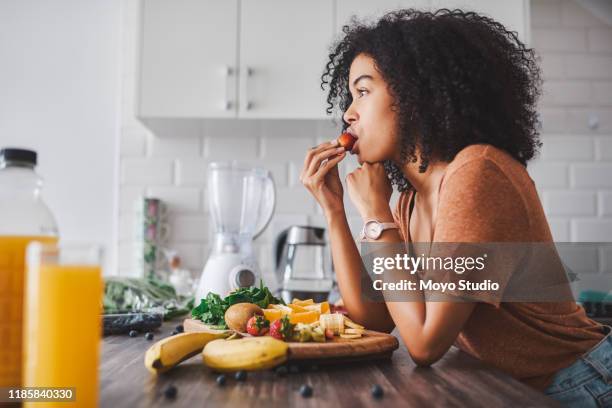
[351,139,360,155]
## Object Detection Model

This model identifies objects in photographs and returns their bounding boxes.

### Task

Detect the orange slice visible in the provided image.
[289,311,320,324]
[262,308,282,322]
[291,298,315,306]
[287,303,308,313]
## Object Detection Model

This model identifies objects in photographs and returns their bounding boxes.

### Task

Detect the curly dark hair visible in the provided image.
[321,9,542,192]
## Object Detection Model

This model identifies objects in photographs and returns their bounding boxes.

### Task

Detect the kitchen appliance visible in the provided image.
[274,225,334,303]
[195,162,275,300]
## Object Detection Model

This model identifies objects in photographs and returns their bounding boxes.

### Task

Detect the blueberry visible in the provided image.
[163,385,177,399]
[144,332,154,341]
[371,384,384,399]
[299,384,313,398]
[175,324,184,333]
[234,370,247,381]
[216,374,226,386]
[128,330,138,337]
[275,365,288,376]
[171,330,179,336]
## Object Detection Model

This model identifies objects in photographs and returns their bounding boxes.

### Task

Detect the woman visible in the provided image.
[301,9,611,406]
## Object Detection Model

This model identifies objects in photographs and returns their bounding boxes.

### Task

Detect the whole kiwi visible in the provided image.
[224,303,263,332]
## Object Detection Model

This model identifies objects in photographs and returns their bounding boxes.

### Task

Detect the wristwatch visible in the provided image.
[359,219,399,240]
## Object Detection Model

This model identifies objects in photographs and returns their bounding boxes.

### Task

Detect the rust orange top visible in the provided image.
[393,144,604,390]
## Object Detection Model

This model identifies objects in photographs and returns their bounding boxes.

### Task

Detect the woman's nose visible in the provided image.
[343,103,358,125]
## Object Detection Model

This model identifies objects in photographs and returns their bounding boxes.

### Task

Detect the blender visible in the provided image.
[195,162,275,299]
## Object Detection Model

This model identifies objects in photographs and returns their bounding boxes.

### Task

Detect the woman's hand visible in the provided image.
[346,162,393,220]
[300,140,347,216]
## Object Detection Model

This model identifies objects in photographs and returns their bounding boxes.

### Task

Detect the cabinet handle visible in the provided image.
[223,65,234,111]
[244,66,253,111]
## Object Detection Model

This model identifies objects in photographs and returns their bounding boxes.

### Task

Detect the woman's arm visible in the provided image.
[325,208,395,333]
[344,162,477,366]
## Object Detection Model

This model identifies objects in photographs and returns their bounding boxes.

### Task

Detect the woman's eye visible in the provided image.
[358,89,368,97]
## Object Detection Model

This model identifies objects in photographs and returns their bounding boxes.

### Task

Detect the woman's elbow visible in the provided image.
[410,352,441,367]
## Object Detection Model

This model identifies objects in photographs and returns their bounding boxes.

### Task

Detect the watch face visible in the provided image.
[365,221,382,239]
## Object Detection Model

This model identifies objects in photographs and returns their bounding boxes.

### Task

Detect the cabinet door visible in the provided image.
[138,0,238,118]
[239,0,333,119]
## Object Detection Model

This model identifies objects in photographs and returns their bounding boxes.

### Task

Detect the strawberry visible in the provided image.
[269,315,294,341]
[246,315,269,336]
[337,132,357,152]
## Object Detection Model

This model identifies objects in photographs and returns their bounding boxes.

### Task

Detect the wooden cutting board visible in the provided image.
[183,318,399,364]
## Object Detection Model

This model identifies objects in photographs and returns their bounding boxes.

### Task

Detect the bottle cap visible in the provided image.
[0,148,37,167]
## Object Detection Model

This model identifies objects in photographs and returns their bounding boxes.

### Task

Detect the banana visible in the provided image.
[202,337,288,372]
[144,331,229,374]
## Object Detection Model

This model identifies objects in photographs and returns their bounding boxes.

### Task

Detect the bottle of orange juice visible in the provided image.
[0,148,58,388]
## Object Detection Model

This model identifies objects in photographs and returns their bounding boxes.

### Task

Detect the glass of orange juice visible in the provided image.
[23,242,103,408]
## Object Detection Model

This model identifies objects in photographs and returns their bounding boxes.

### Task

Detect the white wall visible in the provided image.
[0,0,122,274]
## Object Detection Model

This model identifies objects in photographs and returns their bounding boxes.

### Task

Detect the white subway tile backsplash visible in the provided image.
[539,108,568,132]
[262,135,316,162]
[544,191,597,215]
[566,108,612,133]
[539,54,566,80]
[542,80,591,106]
[121,158,173,185]
[169,215,208,242]
[275,187,316,214]
[531,0,562,28]
[561,1,607,28]
[571,164,612,188]
[206,135,259,160]
[119,185,145,213]
[572,219,612,241]
[595,138,612,160]
[528,162,569,188]
[540,136,594,160]
[599,192,612,216]
[592,82,612,106]
[261,119,317,139]
[175,158,208,186]
[547,218,570,241]
[588,28,612,53]
[150,135,201,157]
[564,55,612,80]
[533,28,587,52]
[120,129,148,157]
[146,186,201,213]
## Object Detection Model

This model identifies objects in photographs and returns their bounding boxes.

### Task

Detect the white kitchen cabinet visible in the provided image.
[138,0,238,118]
[239,0,333,119]
[137,0,530,121]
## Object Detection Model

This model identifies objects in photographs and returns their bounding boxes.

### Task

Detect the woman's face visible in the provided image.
[343,53,399,165]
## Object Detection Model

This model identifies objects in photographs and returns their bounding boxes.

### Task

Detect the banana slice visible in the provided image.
[144,331,229,374]
[340,333,362,339]
[344,317,365,330]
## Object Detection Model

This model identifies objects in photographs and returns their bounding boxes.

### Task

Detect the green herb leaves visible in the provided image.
[191,280,283,328]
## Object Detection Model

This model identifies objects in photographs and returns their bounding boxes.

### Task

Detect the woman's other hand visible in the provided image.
[346,162,393,220]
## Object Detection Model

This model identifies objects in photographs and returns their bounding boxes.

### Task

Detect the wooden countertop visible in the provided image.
[100,320,560,407]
